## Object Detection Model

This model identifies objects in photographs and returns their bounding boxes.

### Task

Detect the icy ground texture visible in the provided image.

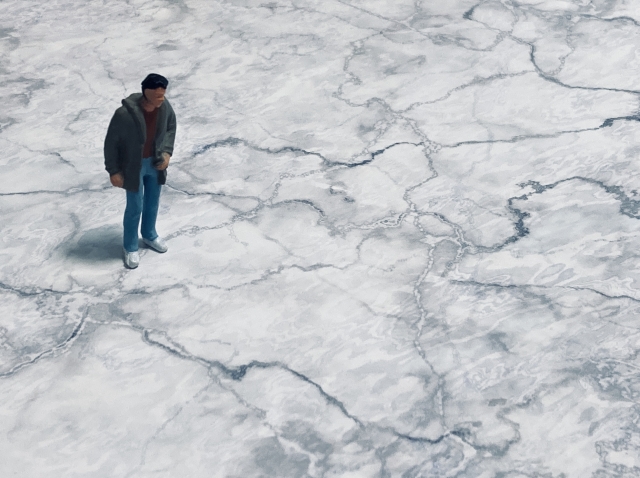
[2,0,640,476]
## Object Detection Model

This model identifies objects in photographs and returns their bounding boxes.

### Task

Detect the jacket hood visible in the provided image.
[120,93,145,142]
[122,93,144,111]
[122,92,170,116]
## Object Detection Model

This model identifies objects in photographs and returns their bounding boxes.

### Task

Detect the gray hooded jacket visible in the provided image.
[104,93,177,192]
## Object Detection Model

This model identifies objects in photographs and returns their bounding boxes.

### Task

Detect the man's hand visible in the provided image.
[156,152,170,170]
[110,173,124,188]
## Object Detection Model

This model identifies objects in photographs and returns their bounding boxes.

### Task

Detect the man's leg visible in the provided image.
[123,183,144,253]
[140,157,162,242]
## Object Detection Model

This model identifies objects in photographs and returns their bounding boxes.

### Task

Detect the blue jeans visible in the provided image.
[123,157,161,252]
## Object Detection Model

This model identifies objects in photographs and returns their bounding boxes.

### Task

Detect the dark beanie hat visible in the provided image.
[141,73,168,91]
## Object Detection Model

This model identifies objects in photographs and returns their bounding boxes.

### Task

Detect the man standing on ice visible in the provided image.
[104,73,177,269]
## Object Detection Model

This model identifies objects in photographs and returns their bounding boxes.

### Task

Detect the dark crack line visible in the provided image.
[452,174,640,255]
[369,140,426,161]
[168,140,433,240]
[161,188,330,244]
[601,115,640,127]
[146,327,480,448]
[500,193,530,249]
[0,186,111,197]
[221,263,349,292]
[448,281,640,332]
[473,0,640,92]
[334,0,413,30]
[400,71,533,113]
[393,431,448,445]
[0,282,67,298]
[462,5,478,21]
[335,7,639,151]
[193,136,331,164]
[137,322,460,445]
[431,191,531,256]
[192,136,426,170]
[566,286,640,306]
[138,328,364,427]
[0,307,89,379]
[575,13,640,28]
[464,4,640,95]
[163,183,263,205]
[523,39,640,95]
[442,114,637,149]
[520,176,640,219]
[452,279,640,307]
[271,198,326,217]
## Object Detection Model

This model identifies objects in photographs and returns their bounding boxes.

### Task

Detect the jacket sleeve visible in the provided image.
[160,105,177,156]
[104,112,122,175]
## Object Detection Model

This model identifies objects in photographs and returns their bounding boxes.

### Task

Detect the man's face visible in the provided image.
[144,87,166,108]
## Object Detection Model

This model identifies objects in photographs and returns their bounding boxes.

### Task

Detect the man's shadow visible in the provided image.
[66,225,122,263]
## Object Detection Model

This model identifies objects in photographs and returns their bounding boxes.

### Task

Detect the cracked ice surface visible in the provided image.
[2,0,640,476]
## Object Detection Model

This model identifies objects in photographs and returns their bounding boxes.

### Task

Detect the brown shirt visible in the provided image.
[142,107,159,158]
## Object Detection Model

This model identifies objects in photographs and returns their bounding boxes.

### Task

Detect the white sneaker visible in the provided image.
[142,236,168,253]
[123,249,140,269]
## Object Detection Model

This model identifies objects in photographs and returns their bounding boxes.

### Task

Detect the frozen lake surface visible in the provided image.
[2,0,640,476]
